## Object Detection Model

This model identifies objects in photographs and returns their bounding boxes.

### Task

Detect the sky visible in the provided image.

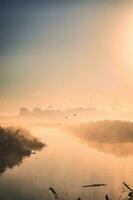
[1,0,133,115]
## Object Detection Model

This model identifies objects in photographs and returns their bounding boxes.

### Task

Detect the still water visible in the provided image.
[0,126,133,200]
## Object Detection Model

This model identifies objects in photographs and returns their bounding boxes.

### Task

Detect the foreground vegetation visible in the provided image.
[66,120,133,143]
[0,126,45,174]
[65,120,133,157]
[0,126,45,155]
[49,182,133,200]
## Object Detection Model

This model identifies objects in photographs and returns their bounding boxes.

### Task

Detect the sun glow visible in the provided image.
[122,15,133,72]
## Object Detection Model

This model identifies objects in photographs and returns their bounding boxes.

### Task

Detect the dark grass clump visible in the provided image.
[0,126,45,155]
[0,126,45,174]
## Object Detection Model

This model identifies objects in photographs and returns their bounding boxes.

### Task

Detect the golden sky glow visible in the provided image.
[1,1,133,115]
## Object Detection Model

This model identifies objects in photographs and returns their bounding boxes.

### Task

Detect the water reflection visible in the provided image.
[0,151,30,175]
[79,140,133,157]
[0,126,133,200]
[66,120,133,157]
[0,127,45,175]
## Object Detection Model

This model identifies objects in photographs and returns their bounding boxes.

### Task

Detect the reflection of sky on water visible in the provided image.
[78,140,133,157]
[67,121,133,157]
[0,127,133,200]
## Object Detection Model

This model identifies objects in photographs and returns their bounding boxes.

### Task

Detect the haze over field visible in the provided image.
[65,120,133,157]
[1,1,133,200]
[1,0,133,117]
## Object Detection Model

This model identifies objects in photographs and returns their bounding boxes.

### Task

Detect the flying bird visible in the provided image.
[0,97,7,103]
[49,187,59,200]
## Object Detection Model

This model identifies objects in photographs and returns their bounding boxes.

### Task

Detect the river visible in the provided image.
[0,126,132,200]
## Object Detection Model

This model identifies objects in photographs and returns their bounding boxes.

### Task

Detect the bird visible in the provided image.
[0,97,7,103]
[49,187,59,200]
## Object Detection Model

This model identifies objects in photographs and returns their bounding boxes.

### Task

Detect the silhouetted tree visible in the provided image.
[32,107,42,116]
[19,107,31,117]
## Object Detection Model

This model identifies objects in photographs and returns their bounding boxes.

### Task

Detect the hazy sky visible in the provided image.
[1,0,133,114]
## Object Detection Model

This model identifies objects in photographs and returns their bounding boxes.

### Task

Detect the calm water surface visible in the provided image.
[0,126,133,200]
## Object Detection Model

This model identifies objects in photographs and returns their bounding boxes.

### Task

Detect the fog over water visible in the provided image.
[0,123,132,200]
[65,120,133,157]
[1,0,133,199]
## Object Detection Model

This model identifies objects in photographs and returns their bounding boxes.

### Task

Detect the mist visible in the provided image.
[65,120,133,157]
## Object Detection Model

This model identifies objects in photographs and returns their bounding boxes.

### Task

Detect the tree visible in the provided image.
[32,107,42,116]
[19,107,31,117]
